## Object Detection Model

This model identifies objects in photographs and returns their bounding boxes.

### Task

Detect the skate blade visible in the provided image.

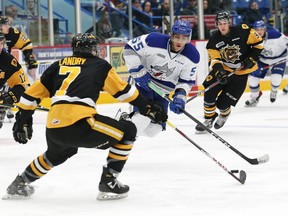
[97,192,128,201]
[195,130,208,135]
[2,193,31,200]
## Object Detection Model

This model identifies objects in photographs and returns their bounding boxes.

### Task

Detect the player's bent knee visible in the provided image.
[121,120,137,142]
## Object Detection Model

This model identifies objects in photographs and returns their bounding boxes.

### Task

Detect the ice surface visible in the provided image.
[0,91,287,216]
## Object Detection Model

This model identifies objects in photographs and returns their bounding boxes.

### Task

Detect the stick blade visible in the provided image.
[239,170,247,184]
[257,154,269,164]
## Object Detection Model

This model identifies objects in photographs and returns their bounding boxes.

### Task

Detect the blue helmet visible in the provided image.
[253,20,266,29]
[172,20,192,37]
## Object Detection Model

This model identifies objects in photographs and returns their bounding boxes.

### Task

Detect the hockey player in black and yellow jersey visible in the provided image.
[0,16,38,72]
[0,33,30,128]
[0,15,38,120]
[195,11,264,133]
[3,33,167,201]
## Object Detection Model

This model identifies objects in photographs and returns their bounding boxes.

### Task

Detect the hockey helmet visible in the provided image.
[215,11,230,25]
[253,20,266,29]
[71,33,100,56]
[172,20,192,37]
[0,16,9,25]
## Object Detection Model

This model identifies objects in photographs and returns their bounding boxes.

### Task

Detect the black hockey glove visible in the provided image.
[215,69,228,84]
[13,111,33,144]
[138,100,168,124]
[242,57,256,70]
[25,54,38,69]
[0,90,18,105]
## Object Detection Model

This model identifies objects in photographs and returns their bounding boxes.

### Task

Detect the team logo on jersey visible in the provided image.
[150,63,175,78]
[262,48,273,56]
[220,44,241,63]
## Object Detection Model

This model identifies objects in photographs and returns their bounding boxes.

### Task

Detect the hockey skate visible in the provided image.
[270,90,277,103]
[245,91,263,107]
[195,113,218,134]
[97,167,129,201]
[0,108,6,129]
[2,175,35,200]
[214,114,230,129]
[6,108,14,121]
[283,86,288,95]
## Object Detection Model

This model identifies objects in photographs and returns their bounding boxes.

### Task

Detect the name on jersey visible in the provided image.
[60,57,87,66]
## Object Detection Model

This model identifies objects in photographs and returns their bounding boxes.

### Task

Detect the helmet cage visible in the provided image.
[215,12,231,26]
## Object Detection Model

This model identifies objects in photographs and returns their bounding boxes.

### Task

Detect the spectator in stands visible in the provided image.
[208,0,234,13]
[153,0,171,29]
[181,0,197,15]
[5,5,19,20]
[241,1,264,27]
[95,11,116,42]
[141,1,154,28]
[110,2,126,37]
[129,0,150,36]
[18,0,38,17]
[149,0,160,10]
[191,15,211,40]
[204,0,221,15]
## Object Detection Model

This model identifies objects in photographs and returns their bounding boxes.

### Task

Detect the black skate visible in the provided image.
[2,175,35,200]
[97,167,129,201]
[195,113,218,134]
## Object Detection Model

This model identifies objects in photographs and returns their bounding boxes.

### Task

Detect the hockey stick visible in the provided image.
[0,103,49,112]
[148,81,269,165]
[260,58,288,71]
[186,66,244,103]
[166,119,246,184]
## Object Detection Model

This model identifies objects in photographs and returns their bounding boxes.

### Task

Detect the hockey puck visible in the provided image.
[231,170,239,173]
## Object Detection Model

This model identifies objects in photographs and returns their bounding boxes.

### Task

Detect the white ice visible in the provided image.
[0,91,288,216]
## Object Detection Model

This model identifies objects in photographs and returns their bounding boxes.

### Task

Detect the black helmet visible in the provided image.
[0,16,9,25]
[215,11,230,26]
[71,33,100,56]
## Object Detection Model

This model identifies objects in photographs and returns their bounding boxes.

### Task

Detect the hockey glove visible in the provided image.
[215,69,228,84]
[138,100,167,124]
[13,111,33,144]
[0,90,18,105]
[169,89,186,114]
[130,65,151,91]
[25,54,38,69]
[242,57,256,70]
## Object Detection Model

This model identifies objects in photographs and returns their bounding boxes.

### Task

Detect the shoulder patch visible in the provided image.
[182,44,200,63]
[145,32,169,49]
[267,29,282,39]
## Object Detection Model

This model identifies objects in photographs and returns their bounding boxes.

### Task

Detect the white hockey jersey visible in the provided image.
[260,29,288,65]
[123,32,200,94]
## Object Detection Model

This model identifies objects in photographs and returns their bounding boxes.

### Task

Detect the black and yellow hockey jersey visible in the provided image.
[206,23,264,75]
[17,53,146,128]
[0,50,30,99]
[4,27,33,56]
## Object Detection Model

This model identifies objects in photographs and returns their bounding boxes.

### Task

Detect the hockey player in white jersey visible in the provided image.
[245,20,288,107]
[123,20,200,136]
